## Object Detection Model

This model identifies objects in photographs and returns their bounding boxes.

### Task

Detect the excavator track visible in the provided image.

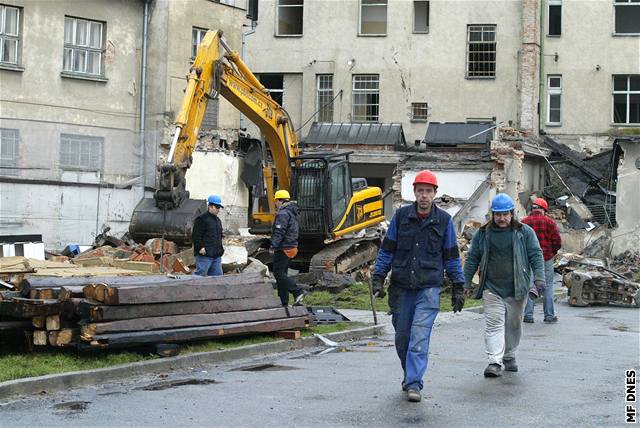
[309,237,380,274]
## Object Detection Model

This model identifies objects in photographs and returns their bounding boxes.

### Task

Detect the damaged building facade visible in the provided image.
[244,0,640,254]
[0,0,249,248]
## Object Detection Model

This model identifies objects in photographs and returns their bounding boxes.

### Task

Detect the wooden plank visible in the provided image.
[46,314,61,331]
[0,320,32,331]
[100,273,267,305]
[33,330,48,345]
[0,299,62,318]
[32,316,45,329]
[81,306,308,336]
[22,274,180,290]
[49,328,79,347]
[80,296,283,322]
[277,330,301,340]
[85,317,308,348]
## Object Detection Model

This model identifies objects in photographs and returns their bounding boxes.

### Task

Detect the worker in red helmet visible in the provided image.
[522,197,562,323]
[371,169,465,403]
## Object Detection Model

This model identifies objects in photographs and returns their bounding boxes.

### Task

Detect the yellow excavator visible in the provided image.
[129,30,385,273]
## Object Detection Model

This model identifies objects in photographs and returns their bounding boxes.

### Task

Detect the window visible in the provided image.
[614,0,640,35]
[547,75,562,125]
[60,134,103,170]
[352,74,379,122]
[259,74,284,105]
[0,5,20,65]
[192,27,208,59]
[63,16,104,76]
[613,75,640,124]
[466,25,496,78]
[411,102,428,121]
[316,75,334,122]
[276,0,303,36]
[0,128,18,175]
[360,0,387,36]
[413,1,429,33]
[329,163,351,228]
[548,0,561,36]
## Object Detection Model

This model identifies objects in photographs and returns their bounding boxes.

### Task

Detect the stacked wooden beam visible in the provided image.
[78,272,308,349]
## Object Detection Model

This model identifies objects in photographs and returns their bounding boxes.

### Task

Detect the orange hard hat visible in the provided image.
[413,170,438,188]
[533,197,548,211]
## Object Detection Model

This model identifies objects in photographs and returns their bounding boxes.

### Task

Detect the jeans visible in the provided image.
[272,250,301,306]
[483,289,526,364]
[194,255,223,276]
[524,259,555,320]
[389,286,440,391]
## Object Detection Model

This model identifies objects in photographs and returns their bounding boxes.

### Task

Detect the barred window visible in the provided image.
[316,74,334,122]
[0,5,20,65]
[0,128,18,175]
[411,102,428,121]
[352,74,379,122]
[60,134,103,170]
[613,75,640,125]
[63,16,104,76]
[466,25,496,79]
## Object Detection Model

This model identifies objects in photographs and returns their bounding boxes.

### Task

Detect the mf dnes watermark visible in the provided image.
[627,369,637,424]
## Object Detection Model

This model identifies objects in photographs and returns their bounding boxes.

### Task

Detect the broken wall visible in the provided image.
[612,141,640,255]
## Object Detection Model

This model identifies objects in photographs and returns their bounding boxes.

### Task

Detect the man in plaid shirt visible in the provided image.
[522,197,562,323]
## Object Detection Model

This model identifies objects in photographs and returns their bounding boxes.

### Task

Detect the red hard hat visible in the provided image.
[533,197,548,211]
[413,170,438,188]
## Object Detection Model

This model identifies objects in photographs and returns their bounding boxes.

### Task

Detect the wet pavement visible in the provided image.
[0,301,638,427]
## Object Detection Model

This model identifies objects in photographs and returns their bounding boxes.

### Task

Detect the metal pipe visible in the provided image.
[138,0,150,199]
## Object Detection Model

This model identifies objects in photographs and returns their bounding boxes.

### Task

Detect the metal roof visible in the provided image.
[424,122,493,146]
[303,122,406,147]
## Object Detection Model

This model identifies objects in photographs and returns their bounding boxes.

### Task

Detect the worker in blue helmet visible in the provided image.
[191,195,225,276]
[462,193,545,378]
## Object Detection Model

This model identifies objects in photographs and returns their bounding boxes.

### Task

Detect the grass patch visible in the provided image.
[0,322,367,382]
[305,282,483,312]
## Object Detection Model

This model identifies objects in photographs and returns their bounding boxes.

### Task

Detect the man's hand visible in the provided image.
[463,287,475,297]
[534,280,545,294]
[452,283,465,313]
[371,275,385,299]
[199,248,206,256]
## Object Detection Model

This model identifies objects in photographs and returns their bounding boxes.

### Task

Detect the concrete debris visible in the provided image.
[293,271,355,293]
[221,245,248,273]
[241,257,270,278]
[610,250,640,281]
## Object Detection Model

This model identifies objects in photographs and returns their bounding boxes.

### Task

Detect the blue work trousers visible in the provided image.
[524,259,555,320]
[389,286,440,391]
[194,255,223,277]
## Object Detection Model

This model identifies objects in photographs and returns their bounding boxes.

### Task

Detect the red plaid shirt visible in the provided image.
[522,211,562,261]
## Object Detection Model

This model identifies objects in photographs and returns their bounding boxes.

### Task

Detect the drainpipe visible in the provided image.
[240,20,257,130]
[138,0,150,200]
[538,0,545,133]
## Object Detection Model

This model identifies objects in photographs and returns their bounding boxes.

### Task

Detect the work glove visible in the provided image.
[534,280,546,294]
[452,283,465,313]
[528,280,545,300]
[371,275,386,299]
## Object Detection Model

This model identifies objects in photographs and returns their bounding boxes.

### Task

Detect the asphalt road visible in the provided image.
[1,301,638,427]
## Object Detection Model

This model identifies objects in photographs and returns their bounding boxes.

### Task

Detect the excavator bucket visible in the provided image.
[128,198,207,246]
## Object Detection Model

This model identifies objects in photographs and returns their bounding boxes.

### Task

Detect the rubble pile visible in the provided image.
[610,250,640,281]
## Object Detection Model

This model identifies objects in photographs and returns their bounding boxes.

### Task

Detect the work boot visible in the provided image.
[523,318,534,323]
[484,363,502,378]
[503,358,518,372]
[544,316,558,323]
[406,388,421,402]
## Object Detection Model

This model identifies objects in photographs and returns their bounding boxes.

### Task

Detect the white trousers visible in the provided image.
[483,289,526,364]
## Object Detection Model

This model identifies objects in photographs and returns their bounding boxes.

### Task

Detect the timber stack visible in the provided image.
[0,272,309,350]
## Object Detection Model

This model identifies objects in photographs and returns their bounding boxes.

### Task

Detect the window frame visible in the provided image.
[316,74,334,123]
[0,4,21,66]
[275,0,304,37]
[0,128,19,175]
[466,24,497,79]
[612,75,640,125]
[413,1,429,34]
[59,133,103,171]
[352,74,380,123]
[62,16,105,77]
[613,0,640,36]
[191,27,208,59]
[359,0,388,37]
[547,0,562,37]
[411,102,429,122]
[546,75,562,126]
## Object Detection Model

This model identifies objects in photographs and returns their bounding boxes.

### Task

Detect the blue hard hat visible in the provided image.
[207,194,224,208]
[491,193,515,212]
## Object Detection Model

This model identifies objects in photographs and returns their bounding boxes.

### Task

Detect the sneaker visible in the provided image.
[406,388,421,402]
[503,358,518,372]
[523,318,534,323]
[544,316,558,323]
[293,291,306,306]
[484,363,502,378]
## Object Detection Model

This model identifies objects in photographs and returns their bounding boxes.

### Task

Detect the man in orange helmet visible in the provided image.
[522,197,562,323]
[371,169,465,403]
